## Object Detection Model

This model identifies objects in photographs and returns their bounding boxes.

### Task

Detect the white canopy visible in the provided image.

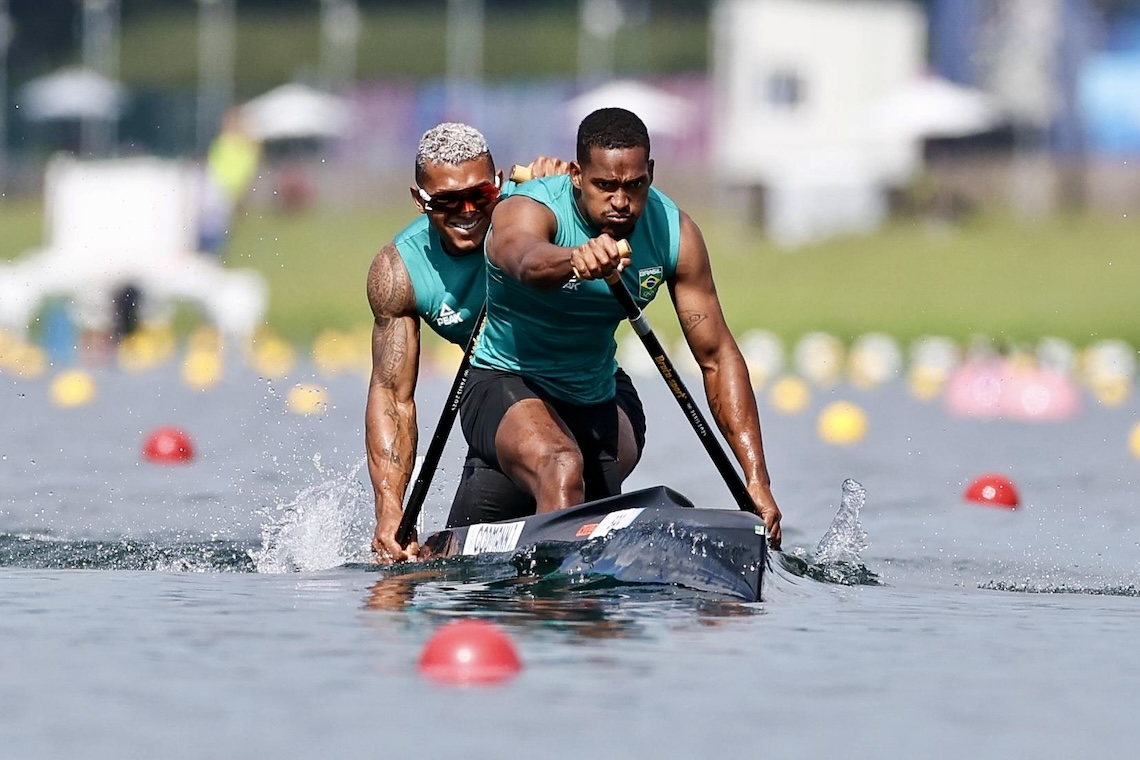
[19,67,127,121]
[563,79,695,138]
[241,83,351,141]
[861,75,1006,140]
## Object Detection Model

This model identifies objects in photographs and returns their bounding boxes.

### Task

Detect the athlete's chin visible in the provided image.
[441,224,487,255]
[600,219,635,239]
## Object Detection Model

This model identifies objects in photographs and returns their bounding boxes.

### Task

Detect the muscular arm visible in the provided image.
[365,243,422,560]
[669,212,783,548]
[486,195,570,290]
[488,196,628,288]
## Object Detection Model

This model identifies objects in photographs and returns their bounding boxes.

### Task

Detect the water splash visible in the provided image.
[249,456,372,573]
[0,533,254,571]
[814,478,869,565]
[779,479,880,586]
[978,580,1140,597]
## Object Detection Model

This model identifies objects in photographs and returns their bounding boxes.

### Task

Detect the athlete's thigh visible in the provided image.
[459,368,540,469]
[459,367,578,477]
[494,396,579,476]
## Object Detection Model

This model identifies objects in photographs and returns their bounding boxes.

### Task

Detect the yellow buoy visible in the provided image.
[1090,375,1131,407]
[6,342,48,380]
[768,375,811,414]
[182,349,223,390]
[118,329,167,372]
[288,383,329,415]
[1129,421,1140,460]
[818,400,868,445]
[907,365,947,402]
[50,369,96,407]
[250,334,296,379]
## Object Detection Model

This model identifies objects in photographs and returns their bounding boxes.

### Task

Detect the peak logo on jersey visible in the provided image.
[436,302,464,326]
[638,266,663,300]
[562,277,582,292]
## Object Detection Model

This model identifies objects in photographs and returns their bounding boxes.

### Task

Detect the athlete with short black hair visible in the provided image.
[463,107,783,548]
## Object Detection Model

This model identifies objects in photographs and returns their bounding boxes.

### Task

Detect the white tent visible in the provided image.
[241,83,351,141]
[0,156,268,342]
[19,66,127,121]
[563,79,695,138]
[860,75,1006,140]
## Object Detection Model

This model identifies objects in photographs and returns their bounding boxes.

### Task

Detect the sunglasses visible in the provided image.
[417,177,501,213]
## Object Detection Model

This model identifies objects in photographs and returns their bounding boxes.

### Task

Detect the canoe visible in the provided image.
[419,485,769,601]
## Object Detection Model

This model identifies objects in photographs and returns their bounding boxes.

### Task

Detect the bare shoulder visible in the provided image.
[487,195,558,264]
[678,208,709,252]
[674,208,713,277]
[492,193,555,225]
[367,242,416,320]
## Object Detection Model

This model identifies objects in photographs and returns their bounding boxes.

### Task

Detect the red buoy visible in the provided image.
[417,619,521,685]
[964,473,1020,509]
[143,426,195,464]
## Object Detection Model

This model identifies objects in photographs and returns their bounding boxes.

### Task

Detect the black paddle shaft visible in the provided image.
[606,261,757,514]
[395,304,487,545]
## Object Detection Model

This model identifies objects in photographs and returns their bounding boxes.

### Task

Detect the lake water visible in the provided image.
[1,360,1138,759]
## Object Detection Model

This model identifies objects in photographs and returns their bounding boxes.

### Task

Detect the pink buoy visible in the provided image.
[143,426,195,464]
[964,473,1020,509]
[946,358,1079,421]
[417,619,522,685]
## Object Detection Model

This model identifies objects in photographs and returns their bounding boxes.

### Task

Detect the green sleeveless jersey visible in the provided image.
[392,177,518,345]
[473,174,682,404]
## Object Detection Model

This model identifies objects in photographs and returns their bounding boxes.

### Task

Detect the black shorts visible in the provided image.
[446,367,645,528]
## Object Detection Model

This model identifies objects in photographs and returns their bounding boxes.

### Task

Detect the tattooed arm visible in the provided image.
[668,211,782,549]
[365,243,422,561]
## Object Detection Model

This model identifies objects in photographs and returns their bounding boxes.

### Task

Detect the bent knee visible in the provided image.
[545,446,585,476]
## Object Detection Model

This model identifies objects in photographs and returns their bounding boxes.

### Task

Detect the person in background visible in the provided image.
[461,107,782,548]
[199,106,262,257]
[365,123,648,563]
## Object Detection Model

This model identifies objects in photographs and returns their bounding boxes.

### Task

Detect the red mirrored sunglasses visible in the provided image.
[417,177,501,213]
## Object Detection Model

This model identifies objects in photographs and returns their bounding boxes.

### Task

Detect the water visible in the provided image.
[2,362,1138,759]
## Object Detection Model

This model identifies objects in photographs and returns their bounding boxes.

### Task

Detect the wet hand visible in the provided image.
[372,518,419,564]
[748,482,782,551]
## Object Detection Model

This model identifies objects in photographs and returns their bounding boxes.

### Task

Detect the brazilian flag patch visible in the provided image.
[638,266,663,300]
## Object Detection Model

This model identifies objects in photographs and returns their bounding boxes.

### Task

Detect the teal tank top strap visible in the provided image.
[393,216,486,346]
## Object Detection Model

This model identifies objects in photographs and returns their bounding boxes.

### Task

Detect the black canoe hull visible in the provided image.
[420,486,768,601]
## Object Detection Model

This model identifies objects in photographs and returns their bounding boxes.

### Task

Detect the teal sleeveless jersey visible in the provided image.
[473,174,682,404]
[393,177,518,346]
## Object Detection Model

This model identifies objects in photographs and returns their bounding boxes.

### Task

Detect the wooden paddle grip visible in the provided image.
[604,239,632,284]
[509,164,533,183]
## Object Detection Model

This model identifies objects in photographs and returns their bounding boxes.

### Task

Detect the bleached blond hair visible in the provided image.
[414,122,493,182]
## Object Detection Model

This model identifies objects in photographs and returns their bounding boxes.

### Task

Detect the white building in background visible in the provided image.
[711,0,927,247]
[0,156,268,344]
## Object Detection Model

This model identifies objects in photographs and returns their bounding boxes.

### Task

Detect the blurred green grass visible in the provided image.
[4,198,1136,350]
[117,5,708,91]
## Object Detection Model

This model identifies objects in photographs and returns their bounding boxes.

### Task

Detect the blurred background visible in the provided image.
[0,0,1137,382]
